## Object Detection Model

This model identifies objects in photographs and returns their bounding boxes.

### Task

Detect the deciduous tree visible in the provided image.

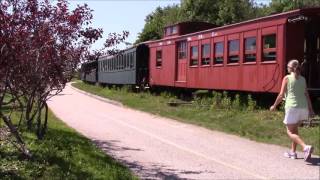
[0,0,127,157]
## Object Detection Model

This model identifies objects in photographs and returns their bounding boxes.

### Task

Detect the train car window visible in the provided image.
[125,55,127,69]
[228,40,240,63]
[166,26,178,36]
[244,37,256,62]
[123,55,126,69]
[190,46,199,66]
[129,53,133,68]
[263,34,276,48]
[156,50,162,67]
[166,27,171,36]
[262,34,276,61]
[106,61,108,71]
[110,59,112,71]
[214,42,224,64]
[133,52,136,68]
[126,54,130,69]
[109,59,112,71]
[119,56,122,70]
[101,62,103,72]
[126,54,129,69]
[201,44,210,65]
[122,55,125,69]
[172,26,177,34]
[114,58,116,71]
[178,41,187,59]
[101,61,103,72]
[115,57,117,70]
[120,55,123,70]
[111,58,114,71]
[128,53,132,69]
[106,60,109,71]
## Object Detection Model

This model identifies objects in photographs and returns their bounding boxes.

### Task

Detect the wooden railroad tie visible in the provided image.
[300,117,320,128]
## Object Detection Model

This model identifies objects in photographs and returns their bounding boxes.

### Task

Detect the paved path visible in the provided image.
[48,84,320,179]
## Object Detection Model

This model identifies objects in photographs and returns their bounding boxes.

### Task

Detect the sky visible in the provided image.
[68,0,272,51]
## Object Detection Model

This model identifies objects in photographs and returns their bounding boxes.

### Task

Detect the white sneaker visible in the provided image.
[284,151,297,159]
[303,145,313,161]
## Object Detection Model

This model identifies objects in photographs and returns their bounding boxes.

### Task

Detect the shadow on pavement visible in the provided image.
[93,139,215,180]
[306,157,320,166]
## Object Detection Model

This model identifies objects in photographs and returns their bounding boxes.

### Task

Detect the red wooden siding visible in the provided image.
[147,8,320,93]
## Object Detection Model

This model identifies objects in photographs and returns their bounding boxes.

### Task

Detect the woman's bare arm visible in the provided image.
[270,76,288,111]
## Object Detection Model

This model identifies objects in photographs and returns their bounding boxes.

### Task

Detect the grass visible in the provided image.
[0,110,138,179]
[72,82,320,155]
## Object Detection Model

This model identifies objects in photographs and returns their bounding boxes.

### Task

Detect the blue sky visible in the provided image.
[69,0,272,50]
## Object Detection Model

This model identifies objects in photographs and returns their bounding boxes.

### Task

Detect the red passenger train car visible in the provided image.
[147,8,320,95]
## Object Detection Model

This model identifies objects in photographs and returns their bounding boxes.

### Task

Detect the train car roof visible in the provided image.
[97,44,148,62]
[145,7,320,44]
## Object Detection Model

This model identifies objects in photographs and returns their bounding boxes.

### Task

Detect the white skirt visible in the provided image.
[283,108,309,125]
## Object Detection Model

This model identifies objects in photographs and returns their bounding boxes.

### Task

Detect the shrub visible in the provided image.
[221,91,232,109]
[120,85,131,93]
[160,91,175,99]
[211,91,222,109]
[247,94,257,111]
[232,94,242,110]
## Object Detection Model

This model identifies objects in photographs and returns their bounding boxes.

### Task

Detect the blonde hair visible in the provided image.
[287,59,300,78]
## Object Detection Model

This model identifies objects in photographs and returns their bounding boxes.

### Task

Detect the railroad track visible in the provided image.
[301,117,320,127]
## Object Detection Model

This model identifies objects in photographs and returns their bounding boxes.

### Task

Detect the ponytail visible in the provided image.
[288,59,300,78]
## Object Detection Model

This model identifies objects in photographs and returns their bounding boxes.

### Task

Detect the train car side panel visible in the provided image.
[257,25,285,93]
[149,43,175,87]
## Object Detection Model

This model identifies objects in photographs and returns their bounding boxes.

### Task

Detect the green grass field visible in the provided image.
[0,110,138,179]
[72,82,320,155]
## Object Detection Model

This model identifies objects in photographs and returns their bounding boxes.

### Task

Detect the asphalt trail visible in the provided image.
[48,84,320,179]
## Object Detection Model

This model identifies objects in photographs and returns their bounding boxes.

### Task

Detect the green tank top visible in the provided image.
[285,74,308,109]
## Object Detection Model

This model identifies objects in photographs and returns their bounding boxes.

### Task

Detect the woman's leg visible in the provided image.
[290,126,298,152]
[286,124,306,150]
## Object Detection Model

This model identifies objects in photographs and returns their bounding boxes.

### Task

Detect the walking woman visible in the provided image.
[270,59,315,161]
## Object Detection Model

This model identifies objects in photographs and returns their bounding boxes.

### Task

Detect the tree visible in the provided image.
[136,0,261,43]
[215,0,260,25]
[0,0,128,157]
[135,5,180,44]
[179,0,220,23]
[268,0,320,13]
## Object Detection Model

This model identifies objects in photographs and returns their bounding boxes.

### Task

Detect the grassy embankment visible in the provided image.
[0,109,138,179]
[72,81,320,155]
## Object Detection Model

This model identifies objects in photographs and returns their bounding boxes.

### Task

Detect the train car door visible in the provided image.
[176,40,187,82]
[303,16,320,96]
